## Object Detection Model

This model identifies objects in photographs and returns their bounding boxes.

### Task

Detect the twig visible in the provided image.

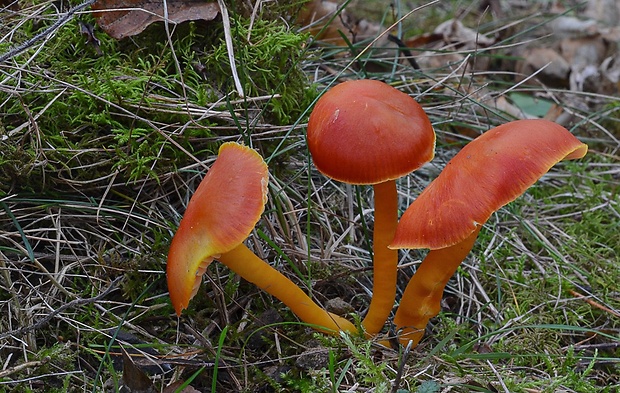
[569,289,620,318]
[0,357,51,379]
[0,0,96,64]
[217,0,244,98]
[386,34,420,70]
[486,359,510,393]
[0,277,123,341]
[391,339,412,393]
[571,342,620,351]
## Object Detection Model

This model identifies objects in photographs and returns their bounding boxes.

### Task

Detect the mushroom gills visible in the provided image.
[189,254,219,299]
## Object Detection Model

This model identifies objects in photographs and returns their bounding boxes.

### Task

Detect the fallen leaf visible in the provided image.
[599,53,620,95]
[433,18,495,48]
[461,86,537,121]
[550,15,599,38]
[121,346,154,392]
[91,0,220,40]
[585,0,620,27]
[560,36,607,69]
[515,47,570,88]
[163,381,201,393]
[296,0,354,46]
[401,19,495,72]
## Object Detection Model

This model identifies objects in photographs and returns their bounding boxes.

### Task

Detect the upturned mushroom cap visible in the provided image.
[390,119,588,250]
[167,142,269,315]
[307,79,436,185]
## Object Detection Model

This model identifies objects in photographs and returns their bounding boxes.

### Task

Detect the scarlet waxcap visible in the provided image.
[390,119,588,250]
[167,142,269,315]
[307,79,435,185]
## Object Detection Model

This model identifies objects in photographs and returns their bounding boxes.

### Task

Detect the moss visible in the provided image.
[1,7,316,194]
[199,15,316,124]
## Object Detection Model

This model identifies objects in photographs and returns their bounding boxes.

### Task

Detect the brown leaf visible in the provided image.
[91,0,220,40]
[121,346,154,392]
[433,19,495,48]
[515,47,570,88]
[163,381,201,393]
[296,0,354,46]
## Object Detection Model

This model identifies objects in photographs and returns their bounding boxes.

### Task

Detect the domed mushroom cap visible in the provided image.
[390,119,588,250]
[167,142,269,315]
[307,79,435,185]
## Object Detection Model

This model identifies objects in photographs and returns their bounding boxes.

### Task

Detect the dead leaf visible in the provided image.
[433,19,495,48]
[550,15,599,38]
[401,19,495,72]
[560,36,608,69]
[121,346,155,392]
[515,47,570,88]
[91,0,220,40]
[403,32,443,48]
[163,381,201,393]
[296,0,354,46]
[560,35,609,92]
[599,53,620,94]
[585,0,620,27]
[543,103,565,122]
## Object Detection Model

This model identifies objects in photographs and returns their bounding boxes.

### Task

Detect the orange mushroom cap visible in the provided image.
[307,79,436,185]
[390,119,588,250]
[167,142,268,315]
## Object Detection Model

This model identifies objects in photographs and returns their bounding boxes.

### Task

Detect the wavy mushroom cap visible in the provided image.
[307,79,436,185]
[167,142,269,315]
[390,119,588,250]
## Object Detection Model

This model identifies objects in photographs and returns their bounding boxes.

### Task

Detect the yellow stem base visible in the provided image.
[394,226,481,347]
[219,243,358,335]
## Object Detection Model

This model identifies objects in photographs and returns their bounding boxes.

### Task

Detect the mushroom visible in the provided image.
[307,79,436,335]
[389,119,588,347]
[167,142,356,334]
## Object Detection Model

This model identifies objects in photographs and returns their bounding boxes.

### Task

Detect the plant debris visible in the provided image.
[91,0,220,39]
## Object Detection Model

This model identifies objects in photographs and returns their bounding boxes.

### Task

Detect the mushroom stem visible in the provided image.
[219,243,358,335]
[393,225,481,347]
[362,180,399,335]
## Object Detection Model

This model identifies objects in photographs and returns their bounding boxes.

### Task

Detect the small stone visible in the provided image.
[325,297,354,316]
[295,347,330,370]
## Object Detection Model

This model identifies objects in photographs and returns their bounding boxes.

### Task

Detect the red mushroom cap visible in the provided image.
[390,119,588,250]
[167,142,269,315]
[307,79,436,185]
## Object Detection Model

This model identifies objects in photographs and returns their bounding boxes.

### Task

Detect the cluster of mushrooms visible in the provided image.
[166,80,588,348]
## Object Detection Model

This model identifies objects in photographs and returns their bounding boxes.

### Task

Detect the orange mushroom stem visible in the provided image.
[392,226,481,347]
[365,180,399,334]
[390,119,588,347]
[307,79,435,335]
[218,244,356,334]
[167,142,356,334]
